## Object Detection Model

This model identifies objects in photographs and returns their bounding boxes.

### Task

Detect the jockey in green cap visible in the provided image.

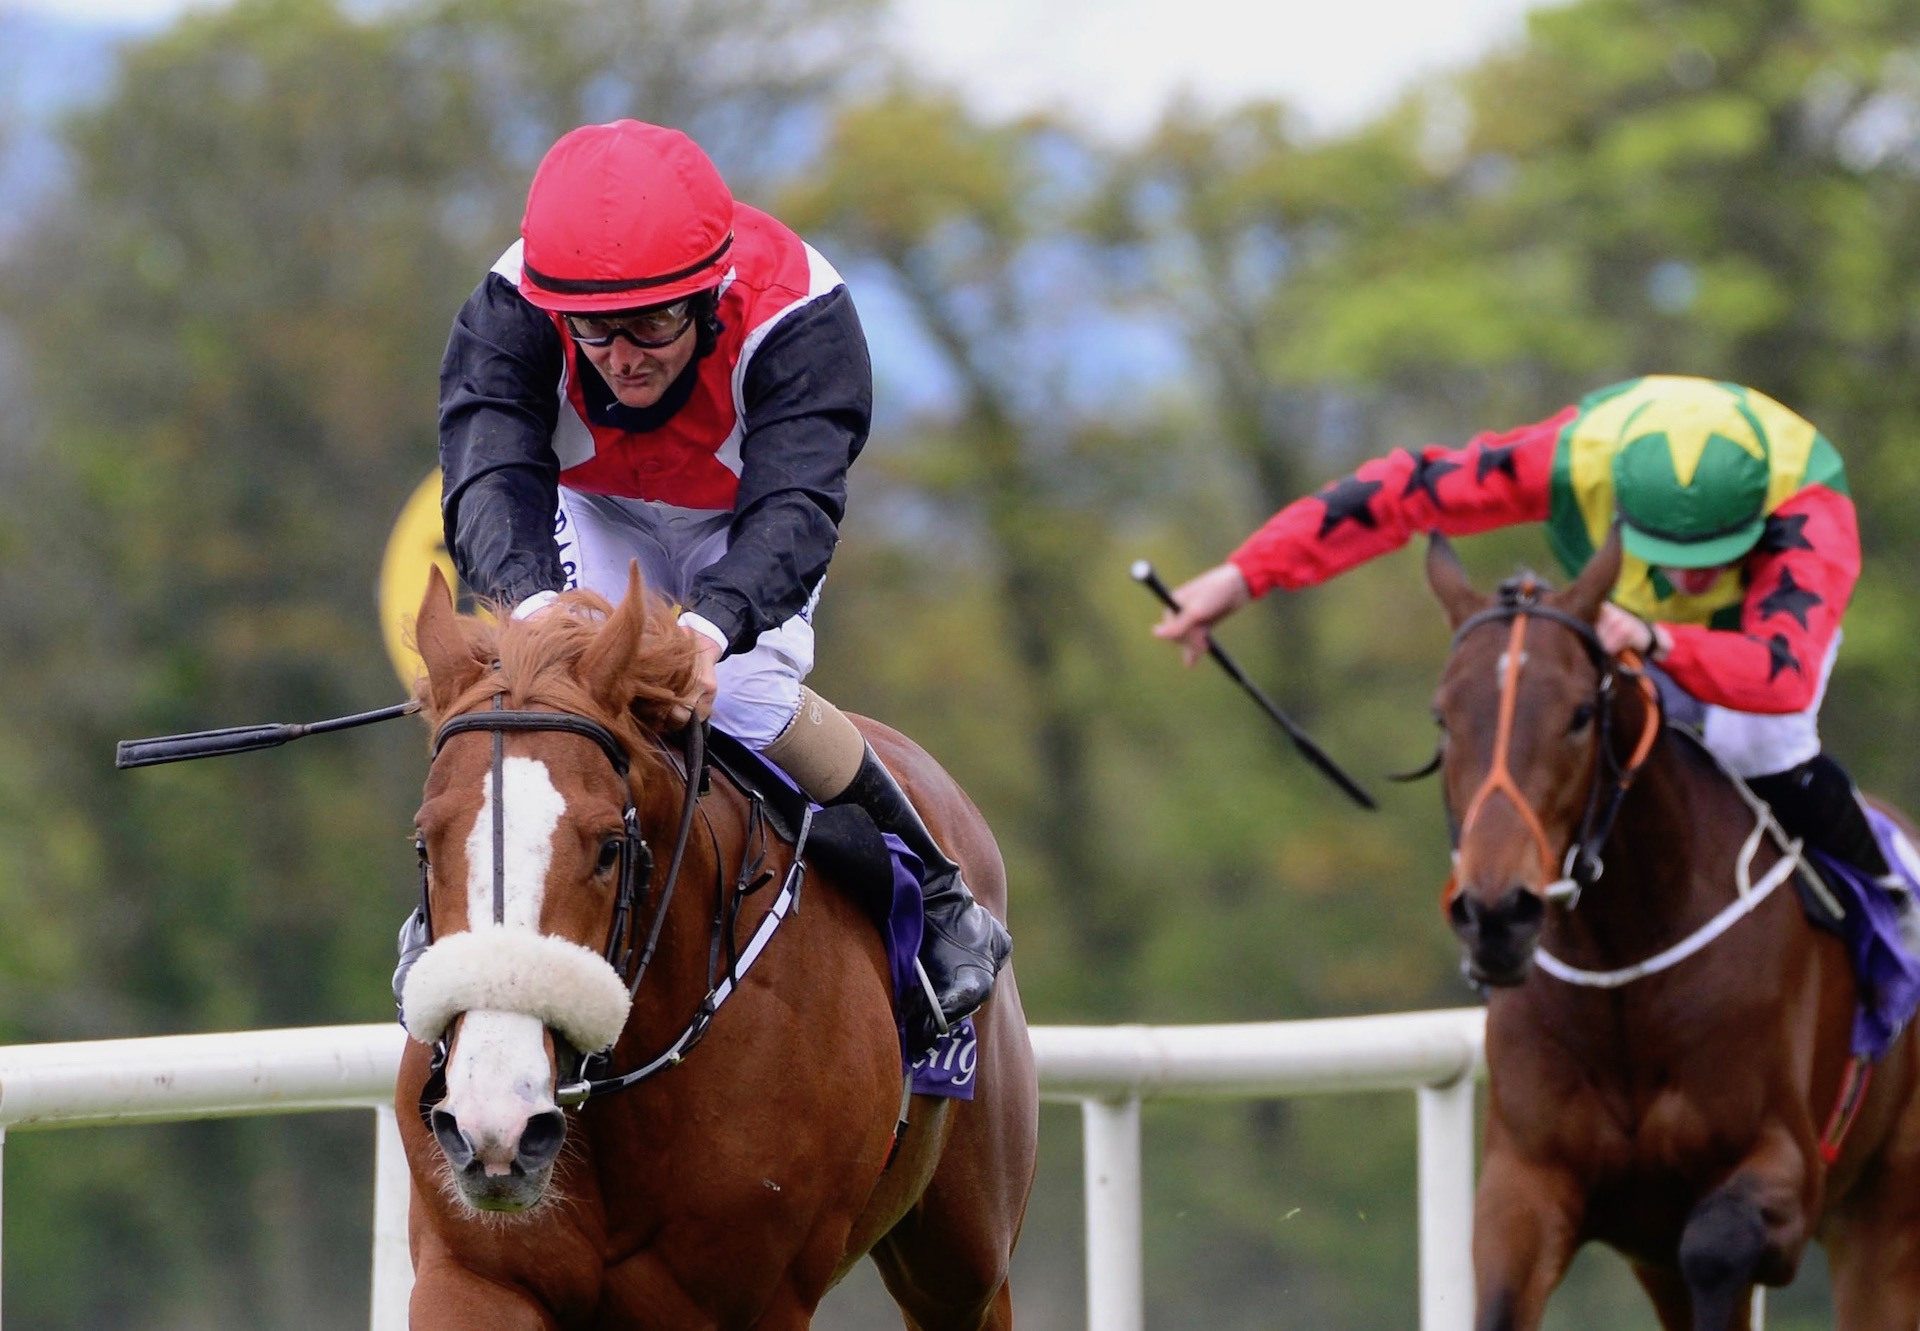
[1154,374,1920,952]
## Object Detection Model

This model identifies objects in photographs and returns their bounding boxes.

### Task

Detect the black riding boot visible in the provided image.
[832,746,1011,1049]
[1749,754,1920,952]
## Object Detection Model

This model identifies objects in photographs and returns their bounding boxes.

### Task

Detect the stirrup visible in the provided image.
[912,959,952,1038]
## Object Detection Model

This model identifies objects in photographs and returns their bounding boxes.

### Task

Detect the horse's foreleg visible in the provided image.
[1825,1173,1920,1329]
[1631,1263,1696,1331]
[1679,1163,1808,1331]
[409,1260,560,1331]
[1470,1151,1583,1331]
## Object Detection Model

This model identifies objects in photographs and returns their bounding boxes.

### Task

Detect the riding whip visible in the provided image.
[115,701,420,769]
[1133,559,1376,811]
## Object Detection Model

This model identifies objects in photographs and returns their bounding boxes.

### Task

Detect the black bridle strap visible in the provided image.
[419,705,798,1112]
[1446,592,1663,897]
[1451,601,1614,674]
[625,722,706,1001]
[434,709,631,775]
[559,796,812,1106]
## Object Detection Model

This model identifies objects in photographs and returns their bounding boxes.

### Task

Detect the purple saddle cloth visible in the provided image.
[1804,806,1920,1060]
[865,833,978,1100]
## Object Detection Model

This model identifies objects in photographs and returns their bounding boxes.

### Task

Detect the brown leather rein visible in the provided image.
[1444,579,1662,909]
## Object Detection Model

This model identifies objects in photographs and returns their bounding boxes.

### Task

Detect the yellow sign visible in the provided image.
[378,470,473,690]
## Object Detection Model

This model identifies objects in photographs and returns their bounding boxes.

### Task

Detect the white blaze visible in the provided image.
[464,755,566,930]
[446,756,568,1154]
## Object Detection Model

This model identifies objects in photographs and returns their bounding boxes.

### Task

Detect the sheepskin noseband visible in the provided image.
[401,927,631,1053]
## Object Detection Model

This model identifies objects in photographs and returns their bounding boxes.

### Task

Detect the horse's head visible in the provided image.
[1425,529,1629,987]
[401,565,697,1213]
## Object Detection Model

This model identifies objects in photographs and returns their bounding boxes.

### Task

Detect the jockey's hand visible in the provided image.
[1151,562,1253,668]
[1596,603,1670,660]
[683,628,722,722]
[511,589,562,621]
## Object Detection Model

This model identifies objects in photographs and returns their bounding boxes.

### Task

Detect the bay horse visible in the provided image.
[1425,530,1920,1330]
[395,565,1037,1329]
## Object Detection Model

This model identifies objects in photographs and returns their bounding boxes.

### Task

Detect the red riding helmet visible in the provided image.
[518,120,735,314]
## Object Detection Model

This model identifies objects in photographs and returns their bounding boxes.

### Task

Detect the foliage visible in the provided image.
[4,0,1920,1323]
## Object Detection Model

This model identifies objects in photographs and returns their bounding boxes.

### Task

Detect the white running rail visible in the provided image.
[0,1010,1488,1330]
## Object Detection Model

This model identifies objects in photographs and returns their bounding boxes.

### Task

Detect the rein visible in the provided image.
[1447,579,1662,908]
[1448,585,1841,998]
[415,701,808,1116]
[1533,744,1808,989]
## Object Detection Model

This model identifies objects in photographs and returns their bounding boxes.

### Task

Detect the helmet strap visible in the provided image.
[693,289,725,358]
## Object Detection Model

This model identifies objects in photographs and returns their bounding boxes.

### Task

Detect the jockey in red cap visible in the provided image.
[407,120,1010,1051]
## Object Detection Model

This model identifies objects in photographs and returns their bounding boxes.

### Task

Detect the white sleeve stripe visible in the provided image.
[490,240,525,283]
[730,246,846,412]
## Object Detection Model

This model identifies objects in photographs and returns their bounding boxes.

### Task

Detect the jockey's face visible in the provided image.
[569,307,699,409]
[1661,563,1733,596]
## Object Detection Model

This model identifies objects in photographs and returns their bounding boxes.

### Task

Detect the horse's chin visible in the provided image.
[449,1164,556,1216]
[1462,948,1536,989]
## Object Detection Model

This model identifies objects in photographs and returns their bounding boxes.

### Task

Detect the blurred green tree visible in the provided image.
[0,0,880,1324]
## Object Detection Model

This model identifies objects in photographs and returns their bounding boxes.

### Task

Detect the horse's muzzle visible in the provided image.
[431,1102,568,1213]
[1448,886,1545,987]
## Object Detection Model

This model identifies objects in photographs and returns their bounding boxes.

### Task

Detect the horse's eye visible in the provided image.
[413,834,429,864]
[595,837,623,874]
[1569,702,1595,734]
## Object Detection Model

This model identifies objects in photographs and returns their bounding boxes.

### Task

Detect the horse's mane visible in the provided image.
[415,586,700,786]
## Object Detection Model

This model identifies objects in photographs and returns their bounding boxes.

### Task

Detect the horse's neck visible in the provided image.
[617,765,725,1036]
[617,763,794,1052]
[1545,727,1765,960]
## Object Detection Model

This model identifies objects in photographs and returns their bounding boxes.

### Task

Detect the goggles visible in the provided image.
[563,299,694,349]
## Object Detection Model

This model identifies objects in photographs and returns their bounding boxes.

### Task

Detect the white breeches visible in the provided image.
[555,489,815,749]
[1693,634,1841,779]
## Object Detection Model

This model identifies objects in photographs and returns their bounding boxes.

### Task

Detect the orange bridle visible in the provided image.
[1445,597,1662,908]
[1457,614,1564,890]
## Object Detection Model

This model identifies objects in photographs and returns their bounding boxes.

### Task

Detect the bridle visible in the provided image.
[413,695,716,1116]
[428,697,663,971]
[1445,577,1662,908]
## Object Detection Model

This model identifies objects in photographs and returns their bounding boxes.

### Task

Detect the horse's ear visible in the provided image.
[579,562,648,713]
[415,565,483,711]
[1425,532,1484,629]
[1554,524,1623,624]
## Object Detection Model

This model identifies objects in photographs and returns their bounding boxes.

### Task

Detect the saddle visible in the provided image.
[708,729,895,917]
[706,729,978,1099]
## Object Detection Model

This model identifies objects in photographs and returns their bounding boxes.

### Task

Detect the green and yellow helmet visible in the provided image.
[1586,376,1774,569]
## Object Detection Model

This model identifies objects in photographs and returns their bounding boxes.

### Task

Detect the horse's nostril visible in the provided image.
[430,1106,476,1170]
[1448,893,1474,931]
[518,1108,567,1169]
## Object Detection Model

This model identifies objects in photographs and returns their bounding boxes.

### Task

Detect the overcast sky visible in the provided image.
[16,0,1550,139]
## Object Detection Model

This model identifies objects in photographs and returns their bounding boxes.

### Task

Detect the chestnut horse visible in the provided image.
[395,566,1037,1329]
[1425,531,1920,1330]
